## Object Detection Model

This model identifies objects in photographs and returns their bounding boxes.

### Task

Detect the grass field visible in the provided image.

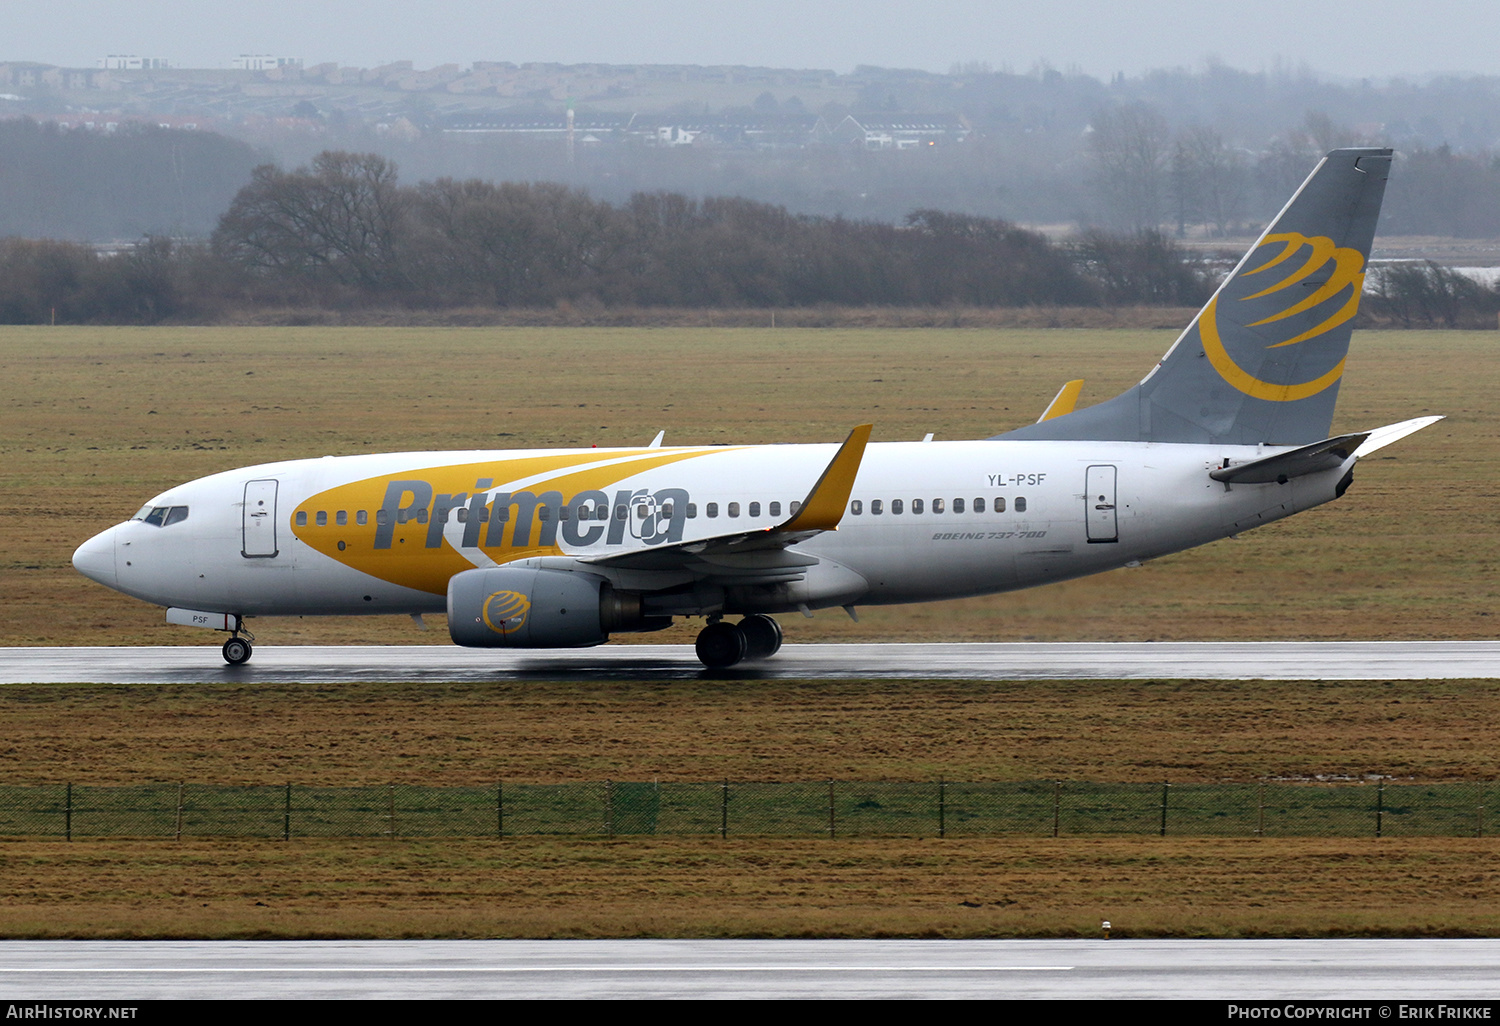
[5,837,1498,939]
[2,324,1496,939]
[0,325,1489,647]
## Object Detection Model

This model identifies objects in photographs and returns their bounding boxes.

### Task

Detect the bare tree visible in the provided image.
[1088,102,1171,231]
[213,151,412,292]
[1171,126,1249,237]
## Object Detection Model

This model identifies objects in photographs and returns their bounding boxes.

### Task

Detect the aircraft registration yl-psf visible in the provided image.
[73,147,1439,668]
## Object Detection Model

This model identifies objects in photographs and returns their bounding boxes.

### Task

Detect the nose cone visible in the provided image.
[72,527,118,590]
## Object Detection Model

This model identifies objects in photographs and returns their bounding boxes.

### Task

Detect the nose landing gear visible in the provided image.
[694,614,783,668]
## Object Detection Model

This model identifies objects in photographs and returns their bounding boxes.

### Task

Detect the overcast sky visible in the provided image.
[7,0,1499,81]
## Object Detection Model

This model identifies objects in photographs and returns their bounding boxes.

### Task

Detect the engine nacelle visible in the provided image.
[447,566,665,648]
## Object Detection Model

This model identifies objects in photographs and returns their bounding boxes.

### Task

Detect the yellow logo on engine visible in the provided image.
[481,591,531,635]
[1201,232,1365,402]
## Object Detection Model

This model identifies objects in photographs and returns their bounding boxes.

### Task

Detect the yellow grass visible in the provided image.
[3,837,1497,939]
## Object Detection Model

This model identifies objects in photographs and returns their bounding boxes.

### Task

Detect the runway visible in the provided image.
[5,938,1500,999]
[2,641,1498,684]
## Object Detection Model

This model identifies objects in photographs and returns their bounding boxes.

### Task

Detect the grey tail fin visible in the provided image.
[997,147,1393,445]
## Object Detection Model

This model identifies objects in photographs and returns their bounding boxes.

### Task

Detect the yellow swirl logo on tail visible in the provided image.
[1202,232,1365,402]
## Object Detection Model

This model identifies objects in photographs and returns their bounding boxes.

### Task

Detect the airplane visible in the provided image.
[72,147,1440,669]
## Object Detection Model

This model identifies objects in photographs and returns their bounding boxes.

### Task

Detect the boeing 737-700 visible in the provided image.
[72,147,1439,667]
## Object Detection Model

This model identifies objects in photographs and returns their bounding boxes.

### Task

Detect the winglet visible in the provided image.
[1038,380,1084,423]
[778,424,872,532]
[647,430,665,448]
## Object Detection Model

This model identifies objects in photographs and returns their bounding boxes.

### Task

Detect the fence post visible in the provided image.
[283,783,291,841]
[1478,794,1485,839]
[1257,782,1265,838]
[65,782,72,842]
[388,784,396,840]
[497,781,504,839]
[1376,781,1384,838]
[605,779,613,839]
[1160,780,1170,837]
[1053,780,1061,838]
[938,777,946,839]
[828,780,836,839]
[720,778,728,839]
[175,782,184,842]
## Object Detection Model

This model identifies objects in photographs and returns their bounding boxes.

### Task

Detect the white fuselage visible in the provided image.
[72,438,1346,622]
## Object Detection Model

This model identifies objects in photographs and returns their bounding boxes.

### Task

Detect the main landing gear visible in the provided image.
[694,614,783,669]
[221,623,255,666]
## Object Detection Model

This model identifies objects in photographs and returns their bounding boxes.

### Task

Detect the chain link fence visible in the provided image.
[1,780,1495,840]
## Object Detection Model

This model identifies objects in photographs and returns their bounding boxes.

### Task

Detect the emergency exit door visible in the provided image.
[1085,465,1118,543]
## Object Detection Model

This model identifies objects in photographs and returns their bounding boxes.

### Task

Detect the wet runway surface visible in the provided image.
[5,938,1500,999]
[3,641,1499,683]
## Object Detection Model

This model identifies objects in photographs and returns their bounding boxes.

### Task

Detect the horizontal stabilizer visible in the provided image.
[1209,415,1443,485]
[1210,433,1368,484]
[1352,415,1444,458]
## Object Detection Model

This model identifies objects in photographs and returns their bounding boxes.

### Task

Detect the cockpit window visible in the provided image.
[138,505,189,527]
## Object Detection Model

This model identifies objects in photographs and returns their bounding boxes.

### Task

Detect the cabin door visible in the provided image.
[1085,465,1118,543]
[242,479,280,558]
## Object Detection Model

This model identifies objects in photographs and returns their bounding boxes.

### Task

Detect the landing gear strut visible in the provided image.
[694,615,783,668]
[221,621,255,665]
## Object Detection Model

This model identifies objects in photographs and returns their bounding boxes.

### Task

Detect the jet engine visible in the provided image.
[447,566,667,648]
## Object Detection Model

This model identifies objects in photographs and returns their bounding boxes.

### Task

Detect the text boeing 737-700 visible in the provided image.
[73,148,1439,668]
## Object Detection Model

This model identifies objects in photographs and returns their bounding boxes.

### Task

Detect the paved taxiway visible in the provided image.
[5,939,1500,999]
[3,641,1498,683]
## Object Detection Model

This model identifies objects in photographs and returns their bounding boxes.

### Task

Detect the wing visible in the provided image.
[574,424,871,586]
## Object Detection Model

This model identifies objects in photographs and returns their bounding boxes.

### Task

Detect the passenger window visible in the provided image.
[728,502,740,518]
[871,499,883,515]
[416,508,428,524]
[769,501,781,517]
[850,500,862,515]
[538,505,552,521]
[707,502,719,518]
[558,505,569,521]
[316,511,328,526]
[686,503,698,519]
[296,511,308,527]
[375,510,389,526]
[891,499,903,514]
[933,498,945,514]
[661,503,674,519]
[456,508,468,523]
[954,498,965,514]
[973,498,985,514]
[790,501,801,515]
[615,505,628,521]
[913,498,924,514]
[336,510,348,526]
[995,497,1006,513]
[749,501,760,517]
[1016,496,1027,512]
[636,504,649,519]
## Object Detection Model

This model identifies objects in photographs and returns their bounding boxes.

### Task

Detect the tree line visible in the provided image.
[4,149,1496,326]
[1,150,1215,323]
